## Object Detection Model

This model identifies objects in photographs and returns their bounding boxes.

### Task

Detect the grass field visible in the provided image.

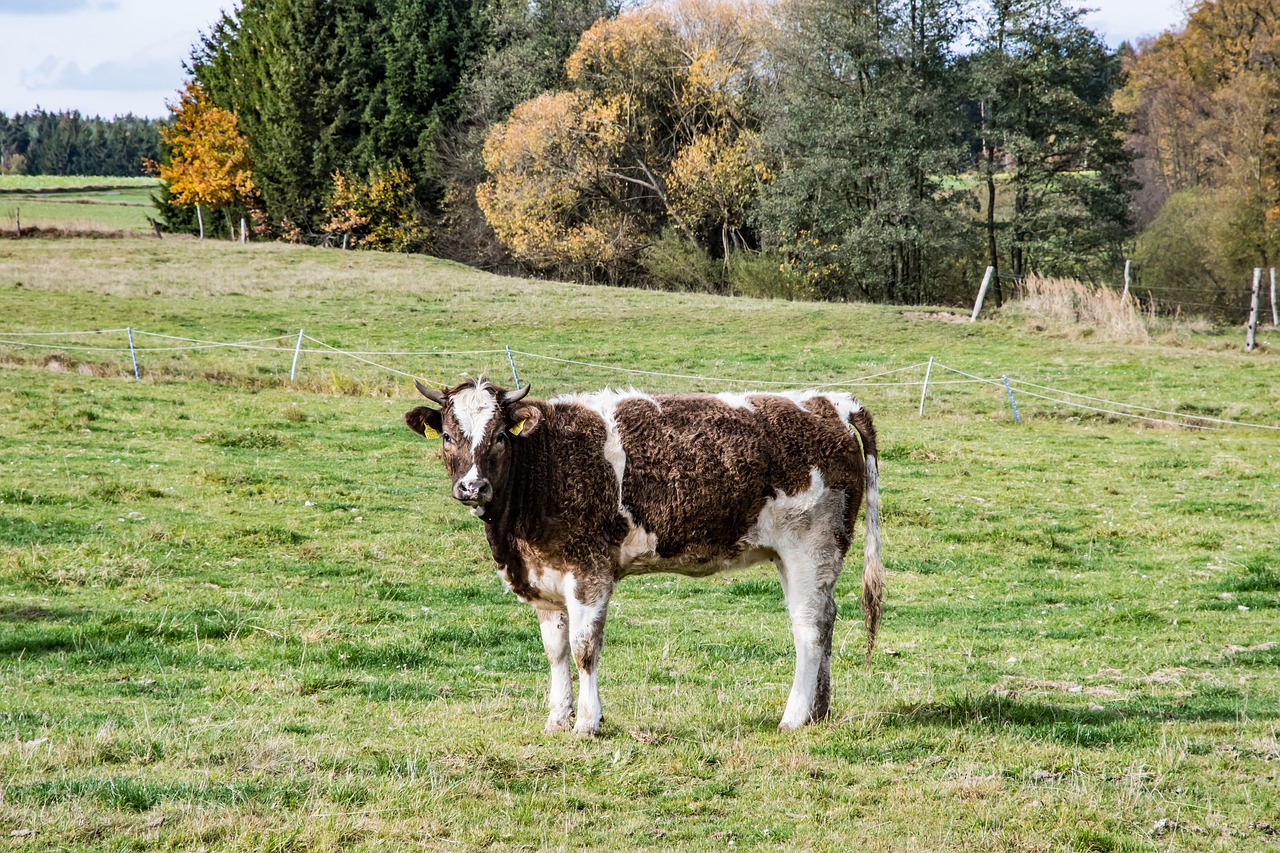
[0,177,159,234]
[1,239,1278,851]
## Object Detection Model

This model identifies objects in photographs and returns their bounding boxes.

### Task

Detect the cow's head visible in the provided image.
[405,378,542,514]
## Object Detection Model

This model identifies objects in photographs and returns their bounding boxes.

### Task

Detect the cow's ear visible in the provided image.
[405,406,443,438]
[506,404,542,438]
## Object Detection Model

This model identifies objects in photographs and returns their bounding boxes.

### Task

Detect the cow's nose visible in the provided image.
[453,479,492,505]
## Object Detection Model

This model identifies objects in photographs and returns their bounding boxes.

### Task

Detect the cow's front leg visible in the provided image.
[566,575,613,737]
[536,606,573,733]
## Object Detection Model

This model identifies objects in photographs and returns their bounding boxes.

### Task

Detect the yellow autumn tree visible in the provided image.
[1123,0,1280,270]
[477,0,771,281]
[322,167,426,252]
[157,81,257,239]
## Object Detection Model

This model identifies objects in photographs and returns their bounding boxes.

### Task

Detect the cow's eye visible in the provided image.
[441,432,453,445]
[492,432,507,449]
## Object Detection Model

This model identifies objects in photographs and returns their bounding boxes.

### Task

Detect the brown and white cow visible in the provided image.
[405,379,883,735]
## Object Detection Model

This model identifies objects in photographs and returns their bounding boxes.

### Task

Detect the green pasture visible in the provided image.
[0,177,159,234]
[1,239,1278,850]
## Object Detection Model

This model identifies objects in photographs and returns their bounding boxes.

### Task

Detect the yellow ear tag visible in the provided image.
[509,419,526,436]
[422,425,440,439]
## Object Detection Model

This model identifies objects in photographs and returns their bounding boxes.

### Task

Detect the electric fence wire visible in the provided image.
[1,326,1276,431]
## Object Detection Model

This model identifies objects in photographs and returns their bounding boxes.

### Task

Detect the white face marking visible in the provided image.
[451,383,498,449]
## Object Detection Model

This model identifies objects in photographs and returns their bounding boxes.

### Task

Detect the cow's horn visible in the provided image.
[414,379,447,405]
[503,384,531,404]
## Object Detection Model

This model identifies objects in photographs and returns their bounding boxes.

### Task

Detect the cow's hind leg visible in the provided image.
[566,574,613,737]
[777,549,842,731]
[536,606,574,733]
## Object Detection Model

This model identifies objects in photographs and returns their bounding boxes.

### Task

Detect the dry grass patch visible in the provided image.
[1008,275,1149,342]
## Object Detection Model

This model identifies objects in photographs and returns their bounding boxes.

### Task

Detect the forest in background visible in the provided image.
[6,0,1278,315]
[0,111,162,178]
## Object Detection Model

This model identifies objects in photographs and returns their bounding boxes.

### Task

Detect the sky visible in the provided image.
[0,0,1190,120]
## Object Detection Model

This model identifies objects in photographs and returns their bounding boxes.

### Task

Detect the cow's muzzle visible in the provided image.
[452,478,492,507]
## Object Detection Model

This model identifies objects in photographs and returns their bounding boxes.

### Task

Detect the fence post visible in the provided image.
[241,216,248,245]
[970,266,994,322]
[1271,267,1277,328]
[14,208,20,238]
[1002,375,1021,424]
[126,327,140,380]
[1246,268,1261,351]
[505,345,521,390]
[290,328,304,382]
[918,356,934,417]
[196,203,204,241]
[1122,259,1131,300]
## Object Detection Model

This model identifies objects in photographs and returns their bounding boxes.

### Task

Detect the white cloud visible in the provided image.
[22,54,179,92]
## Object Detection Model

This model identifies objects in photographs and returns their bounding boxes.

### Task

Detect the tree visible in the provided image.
[476,0,770,281]
[155,81,257,239]
[969,0,1136,300]
[755,0,972,303]
[1121,0,1280,284]
[434,0,621,268]
[191,0,487,237]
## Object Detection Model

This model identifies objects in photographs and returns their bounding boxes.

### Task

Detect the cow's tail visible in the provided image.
[848,405,883,670]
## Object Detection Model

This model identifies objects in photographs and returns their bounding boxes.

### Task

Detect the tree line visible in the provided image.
[152,0,1275,310]
[0,110,163,178]
[1123,0,1280,315]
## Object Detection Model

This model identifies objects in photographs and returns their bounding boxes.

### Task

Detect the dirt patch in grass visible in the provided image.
[903,310,970,323]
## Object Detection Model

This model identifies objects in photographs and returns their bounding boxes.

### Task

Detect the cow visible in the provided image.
[405,378,883,736]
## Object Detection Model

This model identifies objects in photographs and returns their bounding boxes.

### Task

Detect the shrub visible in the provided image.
[323,168,428,252]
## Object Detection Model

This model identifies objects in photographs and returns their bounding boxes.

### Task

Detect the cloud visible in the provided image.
[0,0,117,13]
[22,54,180,92]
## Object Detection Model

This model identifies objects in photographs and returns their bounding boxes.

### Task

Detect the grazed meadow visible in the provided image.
[0,178,158,236]
[1,239,1278,850]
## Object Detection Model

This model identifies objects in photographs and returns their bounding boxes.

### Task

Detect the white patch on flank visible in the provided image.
[618,524,658,567]
[552,389,658,518]
[716,392,757,411]
[452,382,498,448]
[745,467,834,550]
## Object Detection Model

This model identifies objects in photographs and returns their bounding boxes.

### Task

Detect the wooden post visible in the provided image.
[1271,268,1277,328]
[15,208,20,238]
[196,203,205,240]
[1246,267,1261,351]
[1122,259,1131,300]
[970,266,994,322]
[241,216,248,244]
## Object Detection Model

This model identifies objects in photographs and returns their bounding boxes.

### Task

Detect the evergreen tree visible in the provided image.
[969,0,1136,297]
[192,0,486,235]
[756,0,972,303]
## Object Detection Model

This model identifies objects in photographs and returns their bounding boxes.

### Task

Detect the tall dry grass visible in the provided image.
[1009,275,1149,342]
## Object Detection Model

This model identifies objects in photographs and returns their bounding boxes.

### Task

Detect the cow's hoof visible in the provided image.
[572,721,600,738]
[777,718,803,732]
[543,718,573,734]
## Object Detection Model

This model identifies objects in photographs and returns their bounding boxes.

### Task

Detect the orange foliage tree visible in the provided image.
[1121,0,1280,270]
[477,0,770,280]
[156,81,257,239]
